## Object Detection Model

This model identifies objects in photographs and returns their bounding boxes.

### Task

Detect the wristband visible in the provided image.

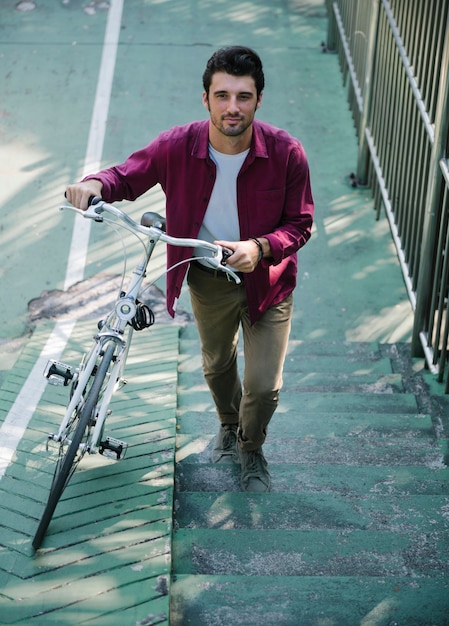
[250,237,263,263]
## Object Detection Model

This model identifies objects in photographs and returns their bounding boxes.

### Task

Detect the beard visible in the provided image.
[206,98,258,138]
[212,115,252,137]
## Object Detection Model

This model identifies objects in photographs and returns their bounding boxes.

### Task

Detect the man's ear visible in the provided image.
[256,92,263,109]
[202,91,210,111]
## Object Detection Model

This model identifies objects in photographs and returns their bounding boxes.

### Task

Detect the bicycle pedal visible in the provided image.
[44,360,74,386]
[99,436,128,460]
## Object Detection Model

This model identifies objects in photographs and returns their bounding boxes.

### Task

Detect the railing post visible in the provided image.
[326,0,337,51]
[411,9,449,357]
[356,0,380,185]
[326,0,337,52]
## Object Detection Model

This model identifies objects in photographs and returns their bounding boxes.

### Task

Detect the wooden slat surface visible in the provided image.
[0,320,179,625]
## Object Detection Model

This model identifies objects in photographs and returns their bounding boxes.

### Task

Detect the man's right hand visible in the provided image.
[65,180,103,211]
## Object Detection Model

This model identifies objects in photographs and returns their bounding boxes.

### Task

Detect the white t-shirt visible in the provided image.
[195,144,249,266]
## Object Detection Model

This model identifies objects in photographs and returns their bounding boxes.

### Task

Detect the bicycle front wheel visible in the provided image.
[33,342,116,550]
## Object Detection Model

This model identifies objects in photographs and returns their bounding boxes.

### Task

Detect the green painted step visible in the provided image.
[180,345,407,392]
[176,390,419,414]
[173,492,449,534]
[173,528,448,577]
[178,359,404,392]
[170,575,449,626]
[175,434,447,468]
[175,463,449,495]
[176,409,434,437]
[178,334,383,357]
[179,336,408,362]
[278,370,404,392]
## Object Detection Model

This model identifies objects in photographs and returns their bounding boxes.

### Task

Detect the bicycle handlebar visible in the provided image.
[60,198,242,284]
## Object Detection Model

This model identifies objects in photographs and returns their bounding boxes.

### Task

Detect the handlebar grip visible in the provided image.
[64,191,102,207]
[220,246,234,266]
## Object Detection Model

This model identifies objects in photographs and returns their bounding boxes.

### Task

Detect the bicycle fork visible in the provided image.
[44,337,129,459]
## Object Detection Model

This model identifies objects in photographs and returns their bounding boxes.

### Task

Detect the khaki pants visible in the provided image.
[187,263,293,451]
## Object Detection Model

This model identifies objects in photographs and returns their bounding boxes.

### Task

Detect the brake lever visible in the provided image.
[59,203,104,222]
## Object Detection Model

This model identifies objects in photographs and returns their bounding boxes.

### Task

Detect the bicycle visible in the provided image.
[32,197,240,550]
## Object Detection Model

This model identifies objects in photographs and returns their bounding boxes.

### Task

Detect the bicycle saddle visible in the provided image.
[141,212,166,232]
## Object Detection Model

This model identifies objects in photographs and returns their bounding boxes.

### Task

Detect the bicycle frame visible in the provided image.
[48,199,240,456]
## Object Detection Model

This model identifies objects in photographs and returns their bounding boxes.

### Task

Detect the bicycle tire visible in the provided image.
[32,342,116,550]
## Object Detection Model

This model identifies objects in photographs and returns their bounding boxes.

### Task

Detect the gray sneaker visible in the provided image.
[240,448,271,492]
[211,424,239,463]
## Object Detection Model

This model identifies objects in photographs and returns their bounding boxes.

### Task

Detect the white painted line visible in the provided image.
[0,320,76,479]
[0,0,124,481]
[65,0,124,290]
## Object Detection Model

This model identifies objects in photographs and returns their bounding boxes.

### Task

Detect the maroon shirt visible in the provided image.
[85,119,314,323]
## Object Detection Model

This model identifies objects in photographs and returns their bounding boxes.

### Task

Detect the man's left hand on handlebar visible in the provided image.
[215,237,269,273]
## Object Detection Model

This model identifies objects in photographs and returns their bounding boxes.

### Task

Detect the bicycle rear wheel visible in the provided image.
[32,342,116,550]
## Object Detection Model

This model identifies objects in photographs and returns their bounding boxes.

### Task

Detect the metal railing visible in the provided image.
[326,0,449,391]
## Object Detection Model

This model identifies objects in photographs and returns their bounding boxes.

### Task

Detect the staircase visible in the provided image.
[170,326,449,625]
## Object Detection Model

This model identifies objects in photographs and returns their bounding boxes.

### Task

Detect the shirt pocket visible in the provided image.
[254,188,286,231]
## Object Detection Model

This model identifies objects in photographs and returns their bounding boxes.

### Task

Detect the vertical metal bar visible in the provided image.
[412,8,449,356]
[403,108,423,266]
[420,1,435,110]
[395,67,412,237]
[332,1,364,113]
[408,128,431,287]
[356,0,380,184]
[429,1,448,122]
[430,185,449,373]
[375,7,392,185]
[326,0,337,51]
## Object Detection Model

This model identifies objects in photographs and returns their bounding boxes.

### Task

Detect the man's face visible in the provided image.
[203,71,262,139]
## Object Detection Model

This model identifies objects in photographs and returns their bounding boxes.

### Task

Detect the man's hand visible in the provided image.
[215,237,270,272]
[65,180,103,211]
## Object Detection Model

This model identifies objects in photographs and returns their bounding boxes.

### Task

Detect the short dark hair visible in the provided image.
[202,46,265,97]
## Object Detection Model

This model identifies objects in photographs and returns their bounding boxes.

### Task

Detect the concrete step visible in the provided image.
[173,528,448,577]
[179,349,405,393]
[171,335,449,625]
[175,462,449,495]
[173,492,449,533]
[170,575,449,626]
[177,409,434,438]
[177,389,419,414]
[175,434,447,468]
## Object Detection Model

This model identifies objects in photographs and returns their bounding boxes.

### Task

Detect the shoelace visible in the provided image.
[242,450,267,478]
[221,427,237,453]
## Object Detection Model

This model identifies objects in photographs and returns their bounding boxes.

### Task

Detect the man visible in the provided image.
[66,46,314,492]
